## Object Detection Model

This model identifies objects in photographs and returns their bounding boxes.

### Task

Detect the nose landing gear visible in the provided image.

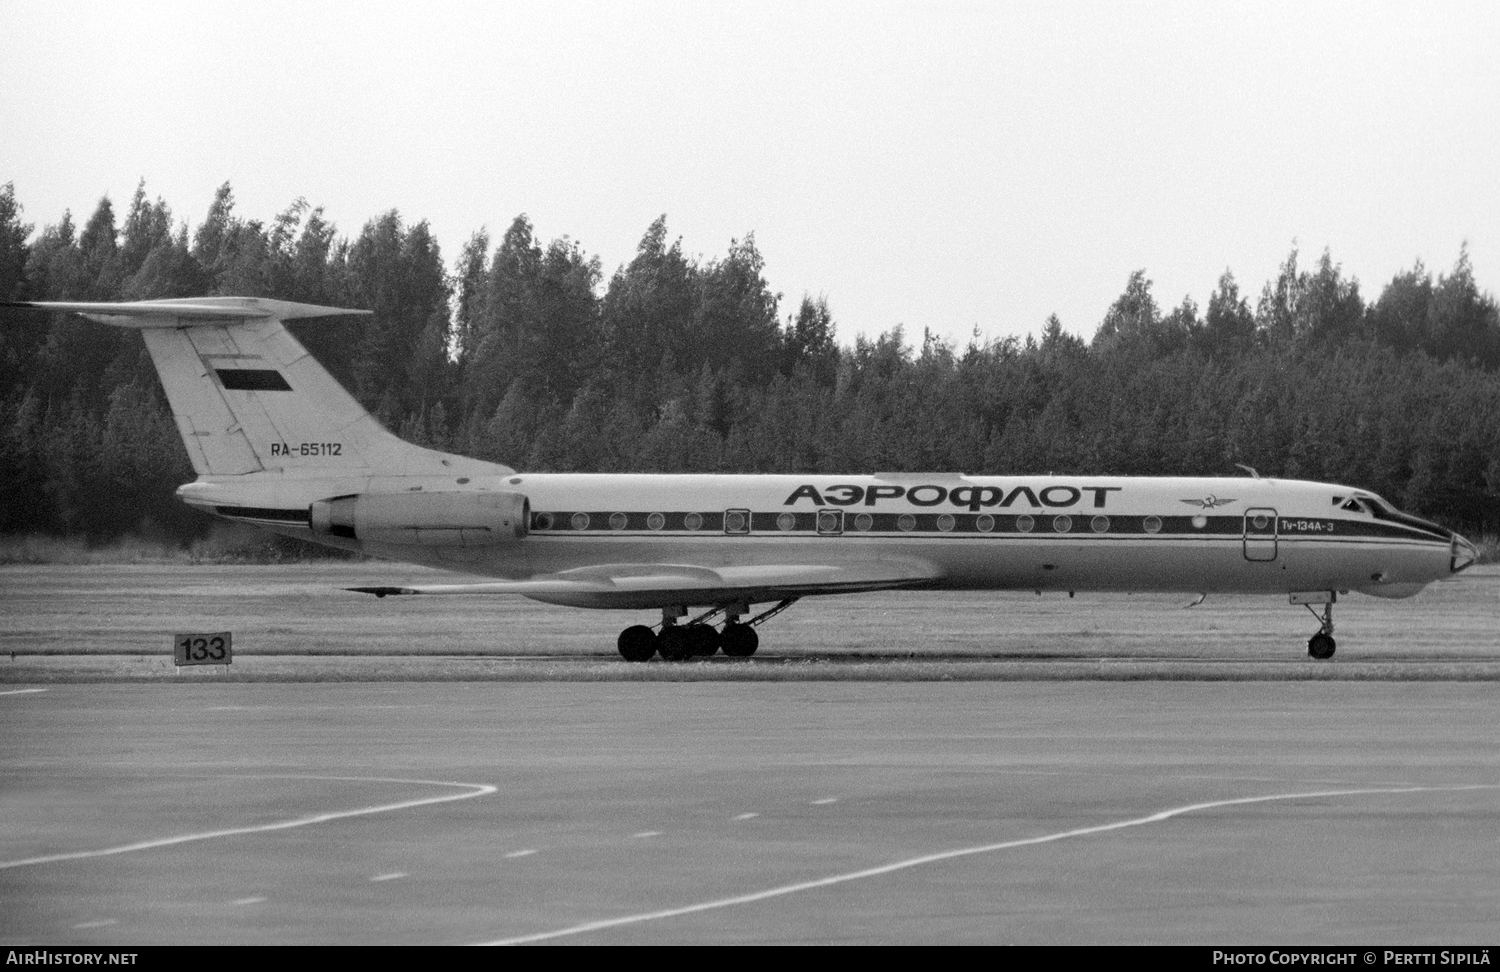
[1307,630,1336,660]
[1292,592,1337,660]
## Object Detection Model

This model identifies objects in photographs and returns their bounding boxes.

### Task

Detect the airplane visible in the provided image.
[5,296,1480,662]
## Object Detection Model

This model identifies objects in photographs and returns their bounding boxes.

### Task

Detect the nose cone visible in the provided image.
[1451,533,1481,574]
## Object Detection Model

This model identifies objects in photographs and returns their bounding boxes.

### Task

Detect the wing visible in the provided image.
[349,560,944,609]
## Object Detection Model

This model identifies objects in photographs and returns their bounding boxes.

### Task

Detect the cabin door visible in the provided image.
[1243,508,1278,561]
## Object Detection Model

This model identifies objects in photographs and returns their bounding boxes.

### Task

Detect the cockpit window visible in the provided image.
[1340,498,1366,513]
[1353,494,1450,538]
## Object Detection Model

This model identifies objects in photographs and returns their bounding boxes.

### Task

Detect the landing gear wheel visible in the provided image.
[1300,596,1337,660]
[657,626,693,662]
[617,625,658,662]
[721,622,759,658]
[686,624,720,656]
[1308,632,1336,660]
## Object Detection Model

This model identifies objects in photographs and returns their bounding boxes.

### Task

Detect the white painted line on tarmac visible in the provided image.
[811,798,838,805]
[504,849,538,858]
[632,831,661,839]
[0,776,497,871]
[0,688,47,696]
[477,783,1500,946]
[71,919,117,929]
[232,897,266,906]
[371,872,408,882]
[733,812,759,820]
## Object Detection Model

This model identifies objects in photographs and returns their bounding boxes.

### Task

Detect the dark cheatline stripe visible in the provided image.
[215,506,310,525]
[530,510,1251,536]
[521,510,1449,543]
[216,368,292,391]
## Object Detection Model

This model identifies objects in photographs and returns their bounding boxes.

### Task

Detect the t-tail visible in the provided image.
[3,297,513,522]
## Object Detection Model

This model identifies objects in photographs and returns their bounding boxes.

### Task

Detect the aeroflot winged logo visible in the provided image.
[1181,495,1238,509]
[783,484,1122,510]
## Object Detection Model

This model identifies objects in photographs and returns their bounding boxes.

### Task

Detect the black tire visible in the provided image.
[1308,632,1336,660]
[617,625,658,662]
[657,626,693,662]
[721,622,759,658]
[687,624,720,656]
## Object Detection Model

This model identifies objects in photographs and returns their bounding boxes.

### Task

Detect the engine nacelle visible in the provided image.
[309,490,529,547]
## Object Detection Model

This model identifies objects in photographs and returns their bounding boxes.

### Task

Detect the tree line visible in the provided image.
[1,179,1497,542]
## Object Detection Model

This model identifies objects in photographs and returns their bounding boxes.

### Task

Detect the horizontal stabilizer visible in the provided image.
[1,297,369,327]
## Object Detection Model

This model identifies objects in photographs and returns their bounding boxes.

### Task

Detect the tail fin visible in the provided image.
[9,297,512,478]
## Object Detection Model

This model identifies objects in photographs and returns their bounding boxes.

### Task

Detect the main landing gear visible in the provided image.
[1293,591,1337,660]
[615,599,798,662]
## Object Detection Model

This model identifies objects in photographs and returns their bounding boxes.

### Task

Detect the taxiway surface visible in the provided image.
[3,682,1497,944]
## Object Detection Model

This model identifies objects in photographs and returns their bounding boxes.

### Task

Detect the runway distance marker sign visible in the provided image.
[174,632,232,666]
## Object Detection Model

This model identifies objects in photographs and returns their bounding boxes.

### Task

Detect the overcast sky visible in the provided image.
[2,0,1496,347]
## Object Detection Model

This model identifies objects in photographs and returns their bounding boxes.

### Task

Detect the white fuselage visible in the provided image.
[181,472,1471,609]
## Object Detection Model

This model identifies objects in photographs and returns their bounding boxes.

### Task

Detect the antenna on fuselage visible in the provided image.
[1235,464,1261,479]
